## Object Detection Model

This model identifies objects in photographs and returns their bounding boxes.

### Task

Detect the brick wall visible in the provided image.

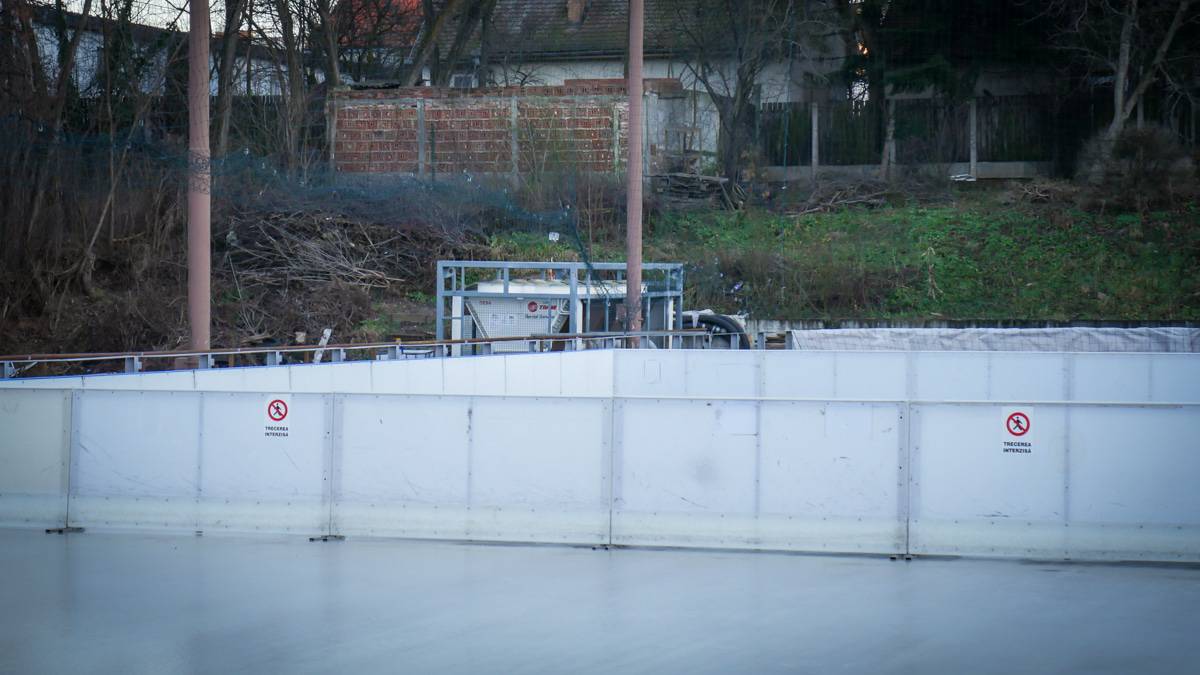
[329,85,630,176]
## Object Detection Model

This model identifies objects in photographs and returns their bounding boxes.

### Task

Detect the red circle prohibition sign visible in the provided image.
[268,399,289,422]
[1006,412,1030,437]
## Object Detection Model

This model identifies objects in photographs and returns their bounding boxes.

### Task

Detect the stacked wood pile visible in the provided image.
[651,173,747,210]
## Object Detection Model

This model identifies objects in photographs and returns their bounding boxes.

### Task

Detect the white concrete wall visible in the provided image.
[2,349,1197,561]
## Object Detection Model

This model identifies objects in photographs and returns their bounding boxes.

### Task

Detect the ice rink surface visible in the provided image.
[1,529,1197,675]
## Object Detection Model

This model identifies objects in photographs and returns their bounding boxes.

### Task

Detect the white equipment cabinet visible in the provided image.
[437,261,685,353]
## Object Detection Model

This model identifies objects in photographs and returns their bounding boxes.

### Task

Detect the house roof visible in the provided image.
[440,0,698,62]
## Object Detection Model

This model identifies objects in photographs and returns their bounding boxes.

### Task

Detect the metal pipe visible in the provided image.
[187,0,212,352]
[625,0,644,332]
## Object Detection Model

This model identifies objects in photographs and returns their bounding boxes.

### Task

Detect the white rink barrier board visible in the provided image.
[332,395,611,544]
[0,389,71,527]
[1,350,1197,561]
[611,398,905,553]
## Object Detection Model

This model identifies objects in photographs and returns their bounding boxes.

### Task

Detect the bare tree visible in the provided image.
[2,0,50,111]
[402,0,490,86]
[431,0,495,86]
[214,0,250,156]
[336,0,423,83]
[248,0,313,169]
[77,0,189,296]
[834,0,891,174]
[1042,0,1197,144]
[2,0,96,250]
[304,0,341,87]
[673,0,801,181]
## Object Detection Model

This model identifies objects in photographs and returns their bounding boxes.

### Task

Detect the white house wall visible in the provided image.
[31,23,282,97]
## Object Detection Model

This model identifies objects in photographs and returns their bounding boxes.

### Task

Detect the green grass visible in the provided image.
[486,192,1200,321]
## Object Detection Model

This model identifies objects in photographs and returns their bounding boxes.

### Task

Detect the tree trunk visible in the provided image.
[214,0,248,156]
[11,0,49,106]
[477,0,496,85]
[880,88,893,179]
[25,0,94,248]
[1106,0,1137,142]
[435,0,494,86]
[316,0,341,88]
[404,0,472,86]
[1106,0,1191,142]
[270,0,307,167]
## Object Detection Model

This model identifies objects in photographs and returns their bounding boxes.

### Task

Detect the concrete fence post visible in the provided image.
[417,99,427,178]
[612,105,621,173]
[327,100,337,170]
[510,97,520,179]
[969,98,978,178]
[642,92,651,178]
[810,101,819,181]
[883,99,896,180]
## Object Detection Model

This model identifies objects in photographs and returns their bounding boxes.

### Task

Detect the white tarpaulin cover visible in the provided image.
[787,327,1200,352]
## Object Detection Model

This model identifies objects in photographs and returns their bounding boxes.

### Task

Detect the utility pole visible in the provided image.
[188,0,214,353]
[188,0,212,353]
[625,0,643,333]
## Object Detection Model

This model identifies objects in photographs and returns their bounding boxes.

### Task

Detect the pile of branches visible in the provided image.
[1005,179,1079,205]
[221,207,469,289]
[785,179,889,216]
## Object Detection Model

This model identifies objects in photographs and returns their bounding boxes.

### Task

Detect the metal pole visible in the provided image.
[626,0,644,332]
[187,0,212,352]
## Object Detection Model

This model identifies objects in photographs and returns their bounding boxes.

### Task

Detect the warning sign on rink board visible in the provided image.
[1001,408,1032,454]
[265,396,290,438]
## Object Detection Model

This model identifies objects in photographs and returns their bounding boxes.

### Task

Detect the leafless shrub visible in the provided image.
[1076,126,1195,212]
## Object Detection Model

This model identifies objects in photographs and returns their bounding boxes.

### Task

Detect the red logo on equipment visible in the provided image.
[1006,412,1030,436]
[268,399,289,422]
[527,301,539,313]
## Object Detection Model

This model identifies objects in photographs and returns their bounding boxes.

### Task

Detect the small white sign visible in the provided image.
[1001,407,1032,455]
[265,395,291,438]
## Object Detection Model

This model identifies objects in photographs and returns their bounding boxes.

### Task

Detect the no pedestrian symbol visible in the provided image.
[1006,412,1030,436]
[268,399,288,422]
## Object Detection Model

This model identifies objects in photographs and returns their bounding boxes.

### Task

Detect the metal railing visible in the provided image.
[0,328,773,379]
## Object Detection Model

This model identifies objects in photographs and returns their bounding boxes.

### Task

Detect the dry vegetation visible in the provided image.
[2,124,1198,359]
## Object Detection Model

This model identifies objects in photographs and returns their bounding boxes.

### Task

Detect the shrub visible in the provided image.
[1076,126,1194,212]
